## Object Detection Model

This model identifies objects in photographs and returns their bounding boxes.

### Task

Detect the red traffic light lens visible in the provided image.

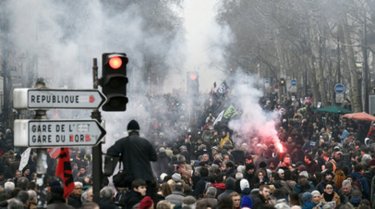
[190,73,197,81]
[109,56,123,70]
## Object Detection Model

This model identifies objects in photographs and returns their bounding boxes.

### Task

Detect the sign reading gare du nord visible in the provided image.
[14,119,106,147]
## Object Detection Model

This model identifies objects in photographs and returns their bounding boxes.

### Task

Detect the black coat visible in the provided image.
[107,132,158,181]
[98,199,119,209]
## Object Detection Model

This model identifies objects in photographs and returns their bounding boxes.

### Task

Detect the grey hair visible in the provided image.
[81,187,93,204]
[100,186,114,200]
[7,198,24,209]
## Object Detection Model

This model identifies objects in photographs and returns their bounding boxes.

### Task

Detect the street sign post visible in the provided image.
[335,83,345,103]
[334,83,345,94]
[14,119,106,147]
[288,79,297,93]
[13,88,106,109]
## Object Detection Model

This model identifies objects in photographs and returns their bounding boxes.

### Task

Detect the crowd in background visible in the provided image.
[0,83,374,209]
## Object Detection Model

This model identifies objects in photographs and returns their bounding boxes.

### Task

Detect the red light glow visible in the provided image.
[276,142,284,153]
[190,73,197,80]
[109,57,122,69]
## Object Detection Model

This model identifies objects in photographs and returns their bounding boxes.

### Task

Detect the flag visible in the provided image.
[216,81,228,95]
[48,147,61,159]
[223,105,238,119]
[18,148,31,171]
[55,148,74,198]
[213,110,224,126]
[219,133,233,149]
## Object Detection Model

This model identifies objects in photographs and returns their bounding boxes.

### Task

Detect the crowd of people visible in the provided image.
[0,82,375,209]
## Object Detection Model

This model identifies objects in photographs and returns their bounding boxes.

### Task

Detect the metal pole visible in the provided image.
[91,58,103,202]
[34,79,48,209]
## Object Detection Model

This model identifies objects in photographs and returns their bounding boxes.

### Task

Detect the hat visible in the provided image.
[245,163,255,170]
[182,195,196,205]
[301,192,312,202]
[160,173,168,182]
[297,164,306,172]
[205,187,217,198]
[299,171,309,178]
[277,169,285,174]
[241,196,252,208]
[127,120,140,131]
[333,145,341,151]
[311,190,321,197]
[139,196,153,209]
[179,145,187,151]
[240,179,250,191]
[171,173,182,182]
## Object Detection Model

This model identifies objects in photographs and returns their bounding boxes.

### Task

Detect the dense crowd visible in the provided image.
[0,84,375,209]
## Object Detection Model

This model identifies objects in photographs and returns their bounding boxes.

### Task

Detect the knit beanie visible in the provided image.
[127,120,140,131]
[302,192,312,202]
[182,195,196,207]
[240,179,250,191]
[205,187,217,198]
[139,196,153,209]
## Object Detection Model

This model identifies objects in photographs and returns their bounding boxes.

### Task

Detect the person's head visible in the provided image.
[139,196,154,209]
[301,192,312,203]
[72,181,83,196]
[7,198,24,209]
[277,168,285,178]
[240,179,250,192]
[230,192,241,208]
[16,190,29,208]
[259,184,271,200]
[341,179,352,194]
[132,179,147,196]
[127,119,140,133]
[304,154,313,164]
[324,172,334,181]
[99,186,114,201]
[159,182,172,197]
[282,154,291,166]
[4,181,15,193]
[182,195,196,208]
[205,186,217,198]
[156,200,174,209]
[217,195,233,209]
[27,190,37,206]
[16,177,29,190]
[311,190,321,204]
[224,177,236,190]
[199,166,209,177]
[256,169,266,180]
[81,187,94,204]
[245,163,255,174]
[323,183,334,195]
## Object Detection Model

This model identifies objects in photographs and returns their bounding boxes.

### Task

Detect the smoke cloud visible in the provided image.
[3,0,281,154]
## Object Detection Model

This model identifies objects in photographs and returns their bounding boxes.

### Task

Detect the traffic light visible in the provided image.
[279,78,286,86]
[101,53,128,111]
[187,71,199,96]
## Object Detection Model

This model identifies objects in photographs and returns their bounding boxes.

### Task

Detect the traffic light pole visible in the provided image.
[91,58,103,202]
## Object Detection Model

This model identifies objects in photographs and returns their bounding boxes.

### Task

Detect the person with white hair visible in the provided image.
[67,181,83,208]
[27,190,38,209]
[4,181,15,194]
[98,186,117,209]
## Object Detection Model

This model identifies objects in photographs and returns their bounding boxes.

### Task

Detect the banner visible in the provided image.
[223,105,238,119]
[55,148,74,198]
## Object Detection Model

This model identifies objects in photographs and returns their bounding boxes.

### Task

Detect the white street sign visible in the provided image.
[14,119,106,147]
[13,88,106,109]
